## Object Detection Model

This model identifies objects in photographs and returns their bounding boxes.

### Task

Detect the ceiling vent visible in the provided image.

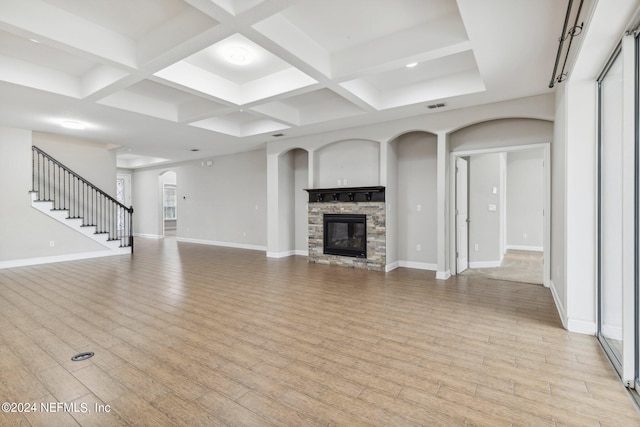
[427,103,446,109]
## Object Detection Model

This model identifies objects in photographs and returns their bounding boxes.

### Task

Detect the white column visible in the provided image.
[436,131,450,279]
[266,152,280,257]
[379,140,387,186]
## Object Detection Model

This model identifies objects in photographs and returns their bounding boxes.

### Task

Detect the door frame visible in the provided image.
[455,157,469,273]
[448,142,551,286]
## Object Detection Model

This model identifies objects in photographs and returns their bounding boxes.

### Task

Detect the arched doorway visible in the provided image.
[159,171,177,237]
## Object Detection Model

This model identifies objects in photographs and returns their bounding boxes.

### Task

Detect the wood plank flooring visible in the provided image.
[0,237,638,426]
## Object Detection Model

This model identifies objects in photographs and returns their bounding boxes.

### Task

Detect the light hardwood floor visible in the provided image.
[0,237,638,426]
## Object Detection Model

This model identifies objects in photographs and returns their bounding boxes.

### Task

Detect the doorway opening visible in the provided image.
[451,144,550,286]
[160,171,177,238]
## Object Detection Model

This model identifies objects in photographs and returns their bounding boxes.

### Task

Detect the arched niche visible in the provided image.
[386,131,439,270]
[314,139,380,188]
[276,148,310,255]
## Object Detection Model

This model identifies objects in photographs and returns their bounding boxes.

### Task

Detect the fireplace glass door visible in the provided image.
[323,214,366,258]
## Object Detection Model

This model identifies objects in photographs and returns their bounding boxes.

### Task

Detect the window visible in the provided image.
[163,184,176,220]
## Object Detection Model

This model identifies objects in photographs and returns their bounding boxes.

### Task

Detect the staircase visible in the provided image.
[30,146,134,254]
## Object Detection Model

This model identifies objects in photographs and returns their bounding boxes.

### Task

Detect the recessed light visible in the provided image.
[406,62,418,68]
[60,120,86,130]
[190,148,200,152]
[224,45,253,65]
[272,133,284,137]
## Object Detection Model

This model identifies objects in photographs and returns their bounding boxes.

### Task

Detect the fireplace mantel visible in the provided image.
[304,186,385,203]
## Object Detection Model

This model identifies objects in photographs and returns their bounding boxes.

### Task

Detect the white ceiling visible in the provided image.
[0,0,570,168]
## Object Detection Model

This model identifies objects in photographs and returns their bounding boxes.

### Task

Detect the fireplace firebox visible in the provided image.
[323,214,366,258]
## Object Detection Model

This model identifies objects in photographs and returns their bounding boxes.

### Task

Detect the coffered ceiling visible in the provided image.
[0,0,569,168]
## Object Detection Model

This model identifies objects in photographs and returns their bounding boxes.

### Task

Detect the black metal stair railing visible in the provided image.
[31,146,134,251]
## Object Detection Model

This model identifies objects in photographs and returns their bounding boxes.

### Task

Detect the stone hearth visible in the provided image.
[308,201,386,271]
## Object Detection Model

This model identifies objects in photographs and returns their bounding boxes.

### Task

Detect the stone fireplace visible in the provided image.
[323,214,367,258]
[306,187,386,271]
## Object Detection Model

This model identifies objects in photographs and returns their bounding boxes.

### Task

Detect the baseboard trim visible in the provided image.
[134,233,163,239]
[266,250,295,258]
[549,280,568,330]
[469,260,501,268]
[177,237,266,252]
[0,249,130,270]
[266,250,309,258]
[567,318,597,335]
[506,245,543,252]
[385,261,400,272]
[436,270,451,280]
[398,261,438,271]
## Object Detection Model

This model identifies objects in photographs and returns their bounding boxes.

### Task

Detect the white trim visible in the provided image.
[505,245,543,252]
[567,319,597,335]
[436,270,451,280]
[266,250,295,258]
[468,260,501,268]
[177,237,266,252]
[134,233,163,239]
[452,143,549,157]
[398,261,438,271]
[0,249,131,270]
[549,280,567,329]
[268,250,309,258]
[385,261,400,272]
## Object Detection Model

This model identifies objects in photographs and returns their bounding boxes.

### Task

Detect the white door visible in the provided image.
[456,157,469,273]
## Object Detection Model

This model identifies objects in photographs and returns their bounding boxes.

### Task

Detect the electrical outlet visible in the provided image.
[337,179,342,186]
[522,233,528,239]
[343,179,348,185]
[49,241,55,247]
[416,204,422,212]
[474,243,479,251]
[416,244,422,252]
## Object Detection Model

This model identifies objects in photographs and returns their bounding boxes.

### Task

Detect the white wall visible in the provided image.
[396,132,438,267]
[315,140,380,188]
[551,85,567,323]
[131,167,161,238]
[33,132,117,197]
[0,126,113,265]
[132,149,267,248]
[468,153,503,266]
[506,149,544,250]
